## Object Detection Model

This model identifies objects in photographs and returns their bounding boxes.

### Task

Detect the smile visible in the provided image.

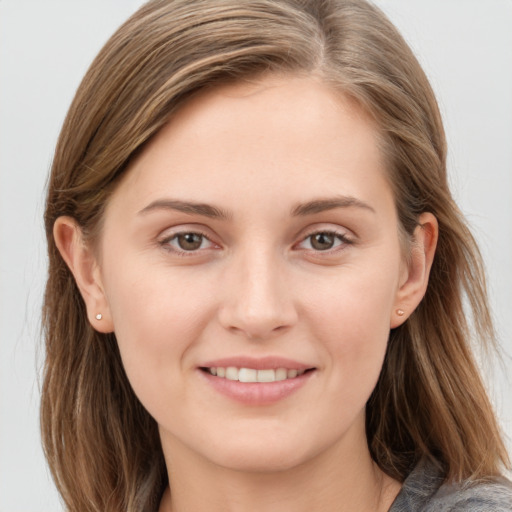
[204,367,307,382]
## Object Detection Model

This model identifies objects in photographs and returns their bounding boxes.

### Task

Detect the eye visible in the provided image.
[161,232,215,252]
[297,231,352,251]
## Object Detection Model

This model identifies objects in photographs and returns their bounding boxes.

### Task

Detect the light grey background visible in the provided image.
[1,1,511,510]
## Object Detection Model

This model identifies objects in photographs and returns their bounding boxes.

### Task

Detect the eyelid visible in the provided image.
[156,224,354,257]
[294,227,354,252]
[158,226,220,256]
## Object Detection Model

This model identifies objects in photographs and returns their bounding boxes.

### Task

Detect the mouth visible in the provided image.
[198,357,316,404]
[200,366,314,383]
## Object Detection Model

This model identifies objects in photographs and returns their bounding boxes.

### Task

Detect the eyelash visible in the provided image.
[296,230,354,253]
[159,229,353,257]
[159,230,216,256]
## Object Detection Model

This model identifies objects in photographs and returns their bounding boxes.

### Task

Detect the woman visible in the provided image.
[41,0,512,510]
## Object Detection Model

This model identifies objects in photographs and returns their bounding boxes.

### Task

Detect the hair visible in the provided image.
[41,0,510,510]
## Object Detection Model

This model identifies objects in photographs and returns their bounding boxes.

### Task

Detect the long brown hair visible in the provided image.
[42,0,510,510]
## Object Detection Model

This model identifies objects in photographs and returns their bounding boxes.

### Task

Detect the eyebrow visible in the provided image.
[290,196,376,216]
[138,199,232,219]
[138,195,374,219]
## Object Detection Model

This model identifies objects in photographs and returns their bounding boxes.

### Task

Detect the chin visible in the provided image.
[198,431,323,474]
[214,447,309,474]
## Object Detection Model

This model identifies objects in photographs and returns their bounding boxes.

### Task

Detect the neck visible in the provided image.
[158,419,401,512]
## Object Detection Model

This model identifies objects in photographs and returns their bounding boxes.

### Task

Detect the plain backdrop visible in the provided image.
[1,1,511,510]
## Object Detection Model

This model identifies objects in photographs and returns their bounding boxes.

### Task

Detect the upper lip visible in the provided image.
[199,356,314,371]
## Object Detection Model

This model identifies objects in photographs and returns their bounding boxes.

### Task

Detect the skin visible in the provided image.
[55,75,437,512]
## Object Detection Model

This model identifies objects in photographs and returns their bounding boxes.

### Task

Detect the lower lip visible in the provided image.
[199,370,314,405]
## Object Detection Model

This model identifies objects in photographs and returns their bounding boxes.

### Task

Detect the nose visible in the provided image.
[218,248,298,340]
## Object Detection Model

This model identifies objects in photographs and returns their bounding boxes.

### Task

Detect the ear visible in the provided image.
[391,212,438,328]
[53,216,114,333]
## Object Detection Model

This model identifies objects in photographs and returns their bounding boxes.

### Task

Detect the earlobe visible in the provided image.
[53,217,114,333]
[391,212,438,328]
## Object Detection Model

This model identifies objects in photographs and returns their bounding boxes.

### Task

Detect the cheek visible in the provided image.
[305,264,398,397]
[102,258,217,403]
[306,262,398,338]
[106,257,215,340]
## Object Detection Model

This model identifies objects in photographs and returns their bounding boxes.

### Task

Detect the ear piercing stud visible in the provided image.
[396,309,405,317]
[95,313,103,320]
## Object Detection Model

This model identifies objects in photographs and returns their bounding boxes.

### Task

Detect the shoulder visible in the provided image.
[390,458,512,512]
[425,476,512,511]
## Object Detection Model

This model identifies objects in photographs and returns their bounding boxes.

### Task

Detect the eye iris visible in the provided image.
[177,233,203,250]
[311,233,335,250]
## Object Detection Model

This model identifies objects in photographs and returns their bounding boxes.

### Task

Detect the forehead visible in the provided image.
[107,74,391,218]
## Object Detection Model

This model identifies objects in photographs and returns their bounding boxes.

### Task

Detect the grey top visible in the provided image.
[389,458,512,511]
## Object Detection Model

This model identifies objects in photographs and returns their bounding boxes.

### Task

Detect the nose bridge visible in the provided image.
[219,242,297,339]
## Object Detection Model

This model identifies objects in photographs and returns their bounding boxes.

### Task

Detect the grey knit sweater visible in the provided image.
[389,458,512,511]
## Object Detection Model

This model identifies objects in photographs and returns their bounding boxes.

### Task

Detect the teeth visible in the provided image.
[275,368,287,381]
[239,368,257,382]
[257,369,275,382]
[226,367,238,381]
[206,367,306,382]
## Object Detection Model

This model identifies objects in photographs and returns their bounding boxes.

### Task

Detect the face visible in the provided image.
[95,75,410,472]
